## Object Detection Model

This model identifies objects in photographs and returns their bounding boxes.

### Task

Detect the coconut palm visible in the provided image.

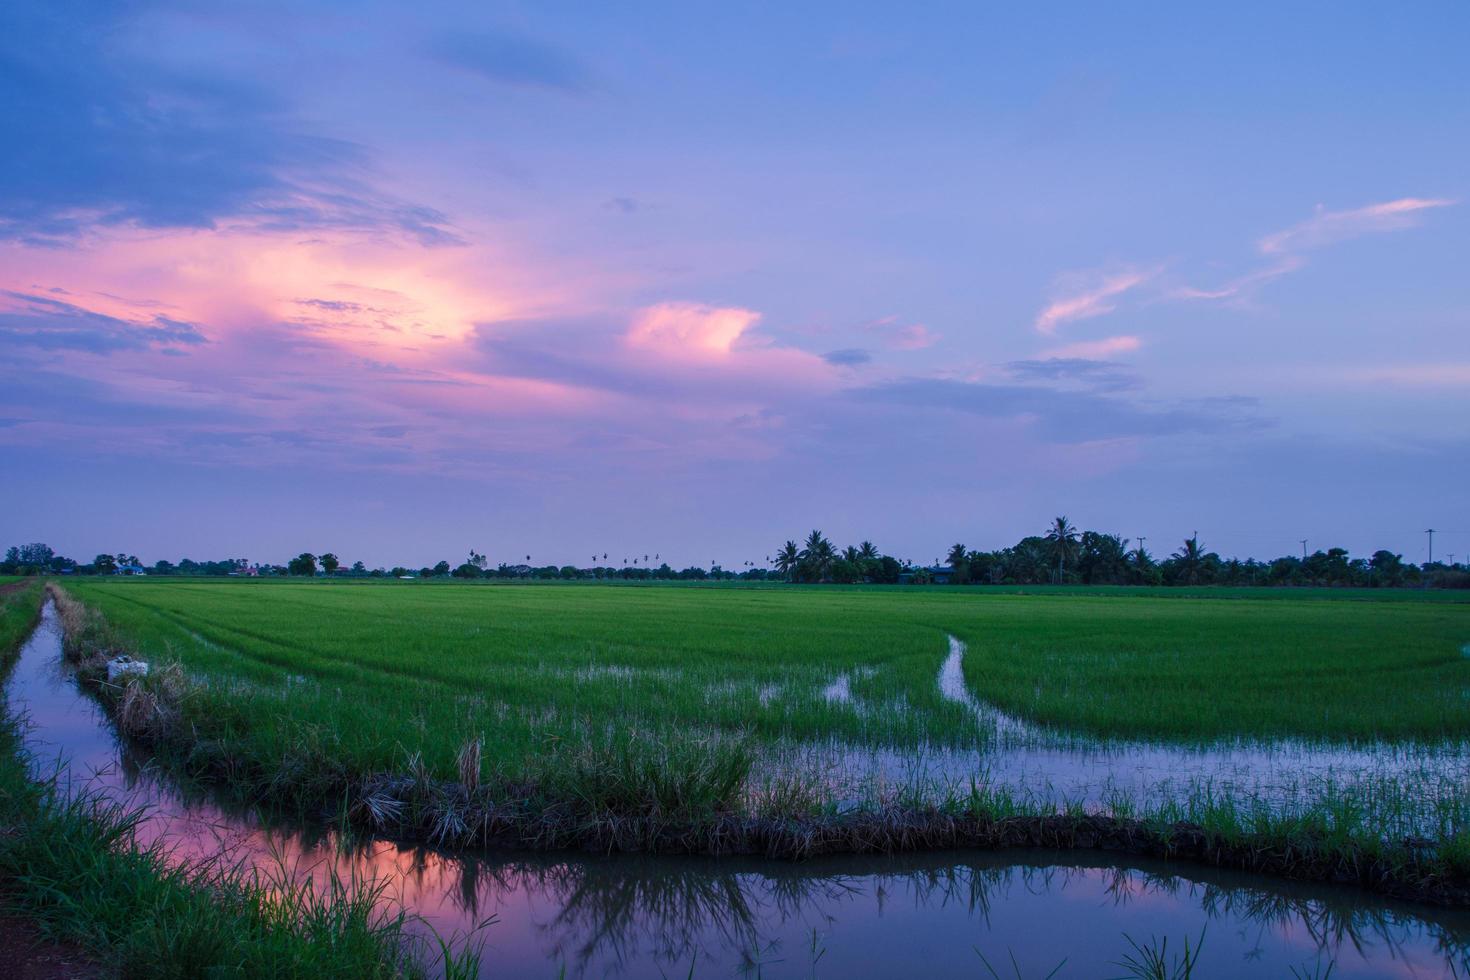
[1174,535,1207,585]
[775,541,800,582]
[799,529,836,582]
[1045,516,1078,583]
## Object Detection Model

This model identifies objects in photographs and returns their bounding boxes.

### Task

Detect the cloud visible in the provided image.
[0,290,206,353]
[603,197,646,214]
[1006,357,1140,392]
[823,348,872,367]
[0,4,458,246]
[625,303,761,357]
[1038,334,1141,359]
[853,377,1264,443]
[1034,271,1152,334]
[429,31,591,93]
[1173,198,1454,305]
[1332,363,1470,387]
[863,318,939,350]
[1258,198,1456,255]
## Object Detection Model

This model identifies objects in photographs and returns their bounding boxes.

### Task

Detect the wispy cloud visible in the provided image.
[863,317,939,350]
[823,348,872,367]
[1039,334,1141,359]
[0,5,461,247]
[1034,271,1152,334]
[1333,363,1470,386]
[0,290,207,354]
[429,30,592,93]
[1258,198,1456,255]
[1174,198,1455,304]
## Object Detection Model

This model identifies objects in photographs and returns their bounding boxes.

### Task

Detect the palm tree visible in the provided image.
[1174,535,1206,585]
[799,529,835,582]
[775,541,800,582]
[1045,516,1078,583]
[858,541,879,563]
[946,543,967,568]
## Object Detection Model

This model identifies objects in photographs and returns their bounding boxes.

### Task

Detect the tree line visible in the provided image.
[4,521,1467,588]
[773,517,1468,588]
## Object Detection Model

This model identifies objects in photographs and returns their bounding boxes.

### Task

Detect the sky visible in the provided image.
[2,1,1468,569]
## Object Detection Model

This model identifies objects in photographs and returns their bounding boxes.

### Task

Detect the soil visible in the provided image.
[0,913,104,979]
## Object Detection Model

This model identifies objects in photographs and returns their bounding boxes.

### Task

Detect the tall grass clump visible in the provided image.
[0,715,439,977]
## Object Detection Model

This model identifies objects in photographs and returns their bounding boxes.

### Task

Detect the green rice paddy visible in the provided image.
[67,578,1470,755]
[40,578,1470,891]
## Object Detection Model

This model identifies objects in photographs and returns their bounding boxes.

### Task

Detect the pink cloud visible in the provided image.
[863,317,939,350]
[1034,270,1152,334]
[1168,255,1304,303]
[1257,197,1455,255]
[1039,334,1141,359]
[625,302,761,356]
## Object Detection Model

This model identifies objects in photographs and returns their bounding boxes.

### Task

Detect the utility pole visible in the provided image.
[1137,536,1146,557]
[1426,529,1435,565]
[1299,539,1308,561]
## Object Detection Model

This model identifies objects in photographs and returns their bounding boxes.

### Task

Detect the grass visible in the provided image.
[36,578,1470,901]
[0,578,463,977]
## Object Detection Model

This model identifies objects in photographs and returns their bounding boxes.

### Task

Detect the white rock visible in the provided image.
[106,656,149,681]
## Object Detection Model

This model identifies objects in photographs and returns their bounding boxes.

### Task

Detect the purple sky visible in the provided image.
[2,2,1467,569]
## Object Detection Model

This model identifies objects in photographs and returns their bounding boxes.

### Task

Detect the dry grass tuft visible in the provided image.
[456,736,482,795]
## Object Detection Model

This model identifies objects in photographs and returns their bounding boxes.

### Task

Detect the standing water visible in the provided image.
[6,600,1469,978]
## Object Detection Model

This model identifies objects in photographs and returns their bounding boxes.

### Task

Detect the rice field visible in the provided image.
[66,578,1470,746]
[51,578,1470,886]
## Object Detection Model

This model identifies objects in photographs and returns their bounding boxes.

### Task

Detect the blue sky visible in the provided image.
[2,1,1467,567]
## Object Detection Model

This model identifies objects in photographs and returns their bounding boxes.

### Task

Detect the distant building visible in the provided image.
[115,564,147,576]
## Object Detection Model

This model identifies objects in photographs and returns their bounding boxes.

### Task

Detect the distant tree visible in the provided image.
[945,543,969,584]
[287,553,317,576]
[432,560,451,577]
[774,541,800,582]
[350,560,366,575]
[1130,544,1159,585]
[468,550,488,570]
[4,543,54,575]
[1369,550,1405,587]
[93,553,118,574]
[1010,537,1050,584]
[452,562,481,578]
[871,555,903,584]
[1171,536,1208,585]
[390,566,410,578]
[1045,517,1079,583]
[1077,532,1130,585]
[418,566,433,578]
[798,530,835,582]
[320,553,340,575]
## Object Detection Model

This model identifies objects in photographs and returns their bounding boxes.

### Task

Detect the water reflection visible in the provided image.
[7,601,1470,978]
